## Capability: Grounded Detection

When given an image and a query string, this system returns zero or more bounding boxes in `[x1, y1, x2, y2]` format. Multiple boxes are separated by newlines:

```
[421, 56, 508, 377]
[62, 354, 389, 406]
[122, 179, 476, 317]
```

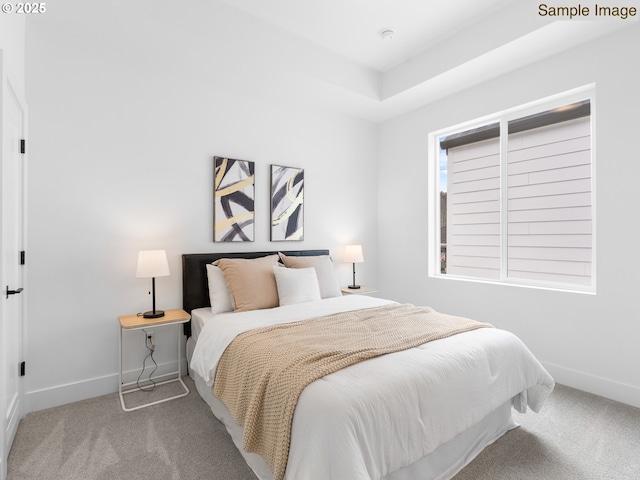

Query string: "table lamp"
[344, 244, 364, 289]
[136, 249, 170, 318]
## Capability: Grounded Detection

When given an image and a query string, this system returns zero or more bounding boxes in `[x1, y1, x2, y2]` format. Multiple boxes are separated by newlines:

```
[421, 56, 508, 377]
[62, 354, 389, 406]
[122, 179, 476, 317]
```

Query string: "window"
[430, 88, 594, 292]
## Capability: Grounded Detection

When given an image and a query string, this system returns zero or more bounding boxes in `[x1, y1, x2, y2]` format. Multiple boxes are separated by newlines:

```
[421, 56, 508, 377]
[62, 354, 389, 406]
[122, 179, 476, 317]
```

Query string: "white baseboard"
[26, 373, 120, 413]
[542, 361, 640, 409]
[25, 359, 190, 413]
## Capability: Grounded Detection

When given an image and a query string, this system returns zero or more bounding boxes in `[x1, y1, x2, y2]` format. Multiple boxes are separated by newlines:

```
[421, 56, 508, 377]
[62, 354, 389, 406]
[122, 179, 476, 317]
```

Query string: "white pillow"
[278, 253, 342, 298]
[206, 264, 234, 314]
[273, 266, 321, 306]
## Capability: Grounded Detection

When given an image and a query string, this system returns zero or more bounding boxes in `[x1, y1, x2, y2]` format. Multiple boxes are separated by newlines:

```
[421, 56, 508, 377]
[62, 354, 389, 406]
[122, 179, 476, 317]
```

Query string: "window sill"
[431, 273, 596, 295]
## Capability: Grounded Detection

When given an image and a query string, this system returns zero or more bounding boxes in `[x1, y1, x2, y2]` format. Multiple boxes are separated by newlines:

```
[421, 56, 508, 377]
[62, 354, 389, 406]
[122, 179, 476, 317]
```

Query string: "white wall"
[24, 0, 379, 411]
[378, 25, 640, 408]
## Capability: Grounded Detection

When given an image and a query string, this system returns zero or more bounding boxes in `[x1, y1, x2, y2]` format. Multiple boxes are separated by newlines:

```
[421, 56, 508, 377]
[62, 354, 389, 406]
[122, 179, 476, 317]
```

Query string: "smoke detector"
[380, 29, 395, 41]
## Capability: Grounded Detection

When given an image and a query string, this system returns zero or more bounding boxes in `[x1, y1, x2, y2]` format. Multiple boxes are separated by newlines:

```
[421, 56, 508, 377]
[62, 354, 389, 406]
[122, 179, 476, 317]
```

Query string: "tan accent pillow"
[215, 255, 280, 312]
[278, 253, 342, 299]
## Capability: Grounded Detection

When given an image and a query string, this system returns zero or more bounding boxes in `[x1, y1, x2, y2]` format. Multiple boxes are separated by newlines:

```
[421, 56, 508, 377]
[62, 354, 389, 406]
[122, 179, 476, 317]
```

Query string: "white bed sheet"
[190, 307, 209, 342]
[190, 296, 555, 480]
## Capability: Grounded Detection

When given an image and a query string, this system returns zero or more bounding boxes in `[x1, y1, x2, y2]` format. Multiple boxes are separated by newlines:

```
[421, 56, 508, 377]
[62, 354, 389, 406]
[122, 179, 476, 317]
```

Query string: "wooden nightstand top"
[118, 308, 190, 329]
[341, 286, 377, 295]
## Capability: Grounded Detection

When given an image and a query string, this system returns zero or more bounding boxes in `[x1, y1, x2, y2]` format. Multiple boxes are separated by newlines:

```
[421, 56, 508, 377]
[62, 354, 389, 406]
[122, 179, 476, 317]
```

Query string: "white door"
[0, 52, 26, 480]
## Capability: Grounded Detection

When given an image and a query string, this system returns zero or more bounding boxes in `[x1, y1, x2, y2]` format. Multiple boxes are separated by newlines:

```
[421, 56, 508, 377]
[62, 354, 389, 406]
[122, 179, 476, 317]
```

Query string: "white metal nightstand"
[341, 286, 378, 295]
[118, 308, 190, 411]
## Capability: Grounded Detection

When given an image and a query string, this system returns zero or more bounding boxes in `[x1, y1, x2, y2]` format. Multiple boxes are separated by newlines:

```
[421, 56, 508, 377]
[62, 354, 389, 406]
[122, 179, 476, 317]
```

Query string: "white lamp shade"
[344, 245, 364, 263]
[136, 250, 170, 278]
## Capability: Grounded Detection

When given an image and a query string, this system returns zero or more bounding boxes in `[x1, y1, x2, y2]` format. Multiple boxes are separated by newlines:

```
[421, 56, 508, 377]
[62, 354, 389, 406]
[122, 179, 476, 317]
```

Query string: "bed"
[183, 250, 554, 480]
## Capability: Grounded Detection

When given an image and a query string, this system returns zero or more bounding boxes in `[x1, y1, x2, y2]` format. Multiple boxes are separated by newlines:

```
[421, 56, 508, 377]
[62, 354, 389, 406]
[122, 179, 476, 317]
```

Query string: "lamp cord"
[136, 328, 157, 391]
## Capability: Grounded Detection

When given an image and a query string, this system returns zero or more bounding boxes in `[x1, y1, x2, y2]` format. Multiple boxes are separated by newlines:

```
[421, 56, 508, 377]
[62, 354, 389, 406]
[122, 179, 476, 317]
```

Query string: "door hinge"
[20, 361, 26, 377]
[20, 250, 25, 265]
[20, 139, 26, 154]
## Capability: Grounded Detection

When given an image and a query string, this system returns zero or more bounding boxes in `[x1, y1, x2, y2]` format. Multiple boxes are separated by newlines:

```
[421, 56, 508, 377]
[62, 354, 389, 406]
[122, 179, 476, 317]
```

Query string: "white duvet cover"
[190, 296, 554, 480]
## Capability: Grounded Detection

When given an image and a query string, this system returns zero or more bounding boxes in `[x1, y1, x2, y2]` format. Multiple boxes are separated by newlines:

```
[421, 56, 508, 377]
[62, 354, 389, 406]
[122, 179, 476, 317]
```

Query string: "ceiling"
[217, 0, 516, 72]
[214, 0, 631, 121]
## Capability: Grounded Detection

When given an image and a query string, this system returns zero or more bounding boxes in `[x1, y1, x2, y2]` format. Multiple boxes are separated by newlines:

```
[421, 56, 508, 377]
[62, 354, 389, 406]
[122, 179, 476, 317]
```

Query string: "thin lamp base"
[347, 285, 361, 289]
[142, 310, 165, 319]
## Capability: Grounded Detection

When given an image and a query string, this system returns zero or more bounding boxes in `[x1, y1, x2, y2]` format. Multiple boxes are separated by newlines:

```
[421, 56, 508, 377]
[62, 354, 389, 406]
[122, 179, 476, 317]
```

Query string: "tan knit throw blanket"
[213, 303, 493, 480]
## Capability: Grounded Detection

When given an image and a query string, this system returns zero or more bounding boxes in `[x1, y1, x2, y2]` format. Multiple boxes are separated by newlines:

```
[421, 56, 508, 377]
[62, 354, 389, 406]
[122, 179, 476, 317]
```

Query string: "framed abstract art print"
[213, 156, 255, 242]
[270, 165, 304, 241]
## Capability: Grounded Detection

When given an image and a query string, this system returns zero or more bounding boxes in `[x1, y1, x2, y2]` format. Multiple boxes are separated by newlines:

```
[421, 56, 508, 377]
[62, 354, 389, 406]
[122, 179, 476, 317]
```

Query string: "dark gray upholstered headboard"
[181, 249, 330, 336]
